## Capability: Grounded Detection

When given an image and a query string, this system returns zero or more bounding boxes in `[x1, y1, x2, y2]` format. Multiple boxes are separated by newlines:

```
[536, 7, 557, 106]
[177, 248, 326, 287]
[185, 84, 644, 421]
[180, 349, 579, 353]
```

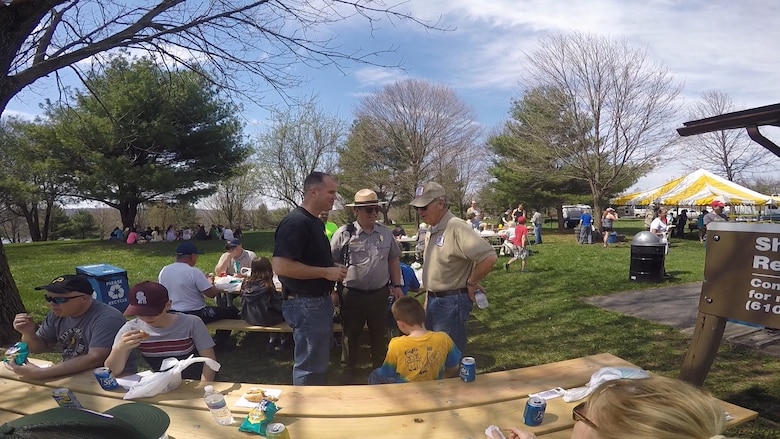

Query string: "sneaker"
[504, 262, 509, 272]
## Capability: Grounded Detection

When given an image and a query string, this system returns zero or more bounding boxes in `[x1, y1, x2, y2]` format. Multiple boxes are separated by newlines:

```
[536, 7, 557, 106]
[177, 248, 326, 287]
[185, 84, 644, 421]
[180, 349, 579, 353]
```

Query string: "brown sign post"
[680, 222, 780, 385]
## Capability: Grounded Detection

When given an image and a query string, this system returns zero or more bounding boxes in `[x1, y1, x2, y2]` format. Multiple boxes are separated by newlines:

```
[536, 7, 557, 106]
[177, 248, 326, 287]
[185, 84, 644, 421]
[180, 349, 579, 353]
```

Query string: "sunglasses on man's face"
[416, 200, 439, 211]
[572, 402, 599, 430]
[45, 295, 87, 305]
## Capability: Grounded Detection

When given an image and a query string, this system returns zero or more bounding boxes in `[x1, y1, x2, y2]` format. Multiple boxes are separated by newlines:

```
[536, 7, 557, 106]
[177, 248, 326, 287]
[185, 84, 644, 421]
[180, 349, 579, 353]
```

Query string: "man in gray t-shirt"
[703, 200, 728, 227]
[8, 274, 132, 379]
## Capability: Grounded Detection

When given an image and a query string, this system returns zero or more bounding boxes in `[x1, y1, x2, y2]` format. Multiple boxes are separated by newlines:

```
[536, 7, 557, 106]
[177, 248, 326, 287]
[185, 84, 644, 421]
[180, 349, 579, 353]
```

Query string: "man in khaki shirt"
[410, 182, 497, 354]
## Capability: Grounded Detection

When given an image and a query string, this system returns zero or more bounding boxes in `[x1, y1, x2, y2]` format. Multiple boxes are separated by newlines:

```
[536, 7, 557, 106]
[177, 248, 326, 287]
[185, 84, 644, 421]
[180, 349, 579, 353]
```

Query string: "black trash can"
[629, 231, 665, 282]
[76, 263, 130, 312]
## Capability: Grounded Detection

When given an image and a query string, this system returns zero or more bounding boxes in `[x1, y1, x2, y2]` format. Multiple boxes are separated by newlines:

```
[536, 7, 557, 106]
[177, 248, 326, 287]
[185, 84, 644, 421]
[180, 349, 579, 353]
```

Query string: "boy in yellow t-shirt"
[368, 296, 461, 384]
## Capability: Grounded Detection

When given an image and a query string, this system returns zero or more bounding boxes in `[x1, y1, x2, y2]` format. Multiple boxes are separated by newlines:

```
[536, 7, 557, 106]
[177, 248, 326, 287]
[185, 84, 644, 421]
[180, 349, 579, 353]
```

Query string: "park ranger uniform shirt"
[331, 221, 401, 291]
[422, 211, 496, 292]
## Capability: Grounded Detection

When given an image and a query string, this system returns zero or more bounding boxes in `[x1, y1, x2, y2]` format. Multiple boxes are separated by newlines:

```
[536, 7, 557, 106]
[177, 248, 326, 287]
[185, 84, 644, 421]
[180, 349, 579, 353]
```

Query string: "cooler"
[76, 264, 130, 312]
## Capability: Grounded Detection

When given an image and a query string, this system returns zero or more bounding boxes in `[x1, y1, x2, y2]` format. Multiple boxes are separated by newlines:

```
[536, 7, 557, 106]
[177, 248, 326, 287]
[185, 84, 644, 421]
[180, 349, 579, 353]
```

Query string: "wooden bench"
[0, 353, 758, 438]
[206, 318, 343, 333]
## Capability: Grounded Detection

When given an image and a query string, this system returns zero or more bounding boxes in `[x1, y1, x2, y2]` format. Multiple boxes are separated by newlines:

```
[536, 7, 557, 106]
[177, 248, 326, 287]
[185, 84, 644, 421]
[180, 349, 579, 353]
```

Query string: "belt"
[427, 288, 469, 298]
[346, 286, 386, 294]
[284, 291, 331, 300]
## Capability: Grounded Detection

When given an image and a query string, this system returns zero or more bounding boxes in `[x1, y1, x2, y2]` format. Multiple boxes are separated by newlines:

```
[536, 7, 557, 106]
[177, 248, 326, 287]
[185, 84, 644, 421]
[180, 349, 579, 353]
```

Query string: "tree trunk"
[19, 203, 41, 241]
[0, 241, 25, 346]
[555, 204, 565, 231]
[592, 189, 604, 229]
[119, 201, 140, 229]
[42, 199, 54, 241]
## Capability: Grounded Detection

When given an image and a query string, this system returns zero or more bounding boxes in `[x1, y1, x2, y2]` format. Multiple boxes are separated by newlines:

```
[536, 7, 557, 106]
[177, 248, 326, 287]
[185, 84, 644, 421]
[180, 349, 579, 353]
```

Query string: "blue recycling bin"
[76, 264, 130, 312]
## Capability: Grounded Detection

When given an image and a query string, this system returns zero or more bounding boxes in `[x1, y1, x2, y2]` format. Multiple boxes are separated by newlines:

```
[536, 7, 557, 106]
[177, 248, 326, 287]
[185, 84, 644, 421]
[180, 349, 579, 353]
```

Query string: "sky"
[4, 0, 780, 194]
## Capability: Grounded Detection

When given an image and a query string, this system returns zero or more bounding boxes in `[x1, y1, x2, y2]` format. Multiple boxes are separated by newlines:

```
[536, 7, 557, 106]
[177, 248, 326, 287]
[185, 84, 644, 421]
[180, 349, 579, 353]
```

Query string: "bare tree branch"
[521, 32, 683, 219]
[1, 1, 444, 110]
[682, 90, 776, 182]
[351, 78, 484, 212]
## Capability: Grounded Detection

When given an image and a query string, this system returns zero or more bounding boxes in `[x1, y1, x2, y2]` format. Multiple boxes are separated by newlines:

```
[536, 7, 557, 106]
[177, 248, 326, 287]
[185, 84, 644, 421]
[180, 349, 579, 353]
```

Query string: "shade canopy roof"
[677, 103, 780, 158]
[612, 169, 778, 206]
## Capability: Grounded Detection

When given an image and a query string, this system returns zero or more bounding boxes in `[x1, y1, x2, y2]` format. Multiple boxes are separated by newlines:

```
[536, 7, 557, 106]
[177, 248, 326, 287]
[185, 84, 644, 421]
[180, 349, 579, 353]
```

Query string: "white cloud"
[396, 0, 780, 110]
[0, 109, 38, 121]
[353, 66, 409, 88]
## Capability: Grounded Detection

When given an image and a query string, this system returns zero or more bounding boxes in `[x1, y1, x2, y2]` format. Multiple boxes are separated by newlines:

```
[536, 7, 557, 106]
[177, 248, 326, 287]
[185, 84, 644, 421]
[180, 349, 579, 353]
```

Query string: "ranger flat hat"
[346, 189, 386, 207]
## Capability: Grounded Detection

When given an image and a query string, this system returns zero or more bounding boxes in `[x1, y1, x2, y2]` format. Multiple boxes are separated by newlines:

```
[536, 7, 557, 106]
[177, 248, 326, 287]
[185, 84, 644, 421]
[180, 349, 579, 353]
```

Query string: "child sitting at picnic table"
[369, 296, 461, 384]
[240, 257, 290, 353]
[386, 261, 421, 338]
[105, 281, 218, 381]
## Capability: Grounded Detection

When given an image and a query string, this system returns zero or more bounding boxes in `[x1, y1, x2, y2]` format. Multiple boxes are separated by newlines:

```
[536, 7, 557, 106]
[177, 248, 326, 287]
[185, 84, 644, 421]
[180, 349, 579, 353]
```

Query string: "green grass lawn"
[5, 220, 780, 438]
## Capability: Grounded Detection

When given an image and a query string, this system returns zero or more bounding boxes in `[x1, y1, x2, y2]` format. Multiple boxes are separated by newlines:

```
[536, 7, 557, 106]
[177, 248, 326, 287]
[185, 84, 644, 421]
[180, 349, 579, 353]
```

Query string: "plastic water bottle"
[474, 289, 489, 309]
[203, 385, 234, 425]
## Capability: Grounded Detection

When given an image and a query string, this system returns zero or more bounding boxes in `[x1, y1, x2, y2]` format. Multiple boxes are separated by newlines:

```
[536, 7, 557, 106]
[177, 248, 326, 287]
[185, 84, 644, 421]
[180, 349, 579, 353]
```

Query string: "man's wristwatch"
[393, 285, 404, 289]
[467, 280, 478, 287]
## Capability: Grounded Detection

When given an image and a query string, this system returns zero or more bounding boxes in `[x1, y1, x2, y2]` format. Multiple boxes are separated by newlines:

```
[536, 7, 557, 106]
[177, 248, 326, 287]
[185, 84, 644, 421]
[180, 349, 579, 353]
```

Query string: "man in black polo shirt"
[272, 171, 347, 385]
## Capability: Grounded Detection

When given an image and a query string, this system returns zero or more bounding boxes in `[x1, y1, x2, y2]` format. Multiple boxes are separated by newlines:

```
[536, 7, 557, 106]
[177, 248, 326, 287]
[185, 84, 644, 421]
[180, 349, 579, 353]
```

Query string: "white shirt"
[504, 226, 516, 242]
[222, 228, 234, 240]
[158, 262, 213, 312]
[649, 217, 669, 241]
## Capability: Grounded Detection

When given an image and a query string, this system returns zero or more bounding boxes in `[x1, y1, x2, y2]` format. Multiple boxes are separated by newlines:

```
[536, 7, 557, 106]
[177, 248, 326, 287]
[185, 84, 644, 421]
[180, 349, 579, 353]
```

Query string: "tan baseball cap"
[410, 182, 446, 207]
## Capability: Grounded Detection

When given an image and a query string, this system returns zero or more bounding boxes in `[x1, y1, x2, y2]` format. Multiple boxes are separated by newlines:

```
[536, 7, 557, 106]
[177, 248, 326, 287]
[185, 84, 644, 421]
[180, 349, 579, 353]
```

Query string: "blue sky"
[5, 0, 780, 192]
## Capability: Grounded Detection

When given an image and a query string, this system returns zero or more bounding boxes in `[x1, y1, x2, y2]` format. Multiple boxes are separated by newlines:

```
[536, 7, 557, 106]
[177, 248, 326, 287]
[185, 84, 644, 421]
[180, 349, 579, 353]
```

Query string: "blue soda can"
[94, 366, 119, 390]
[523, 396, 547, 426]
[460, 356, 476, 382]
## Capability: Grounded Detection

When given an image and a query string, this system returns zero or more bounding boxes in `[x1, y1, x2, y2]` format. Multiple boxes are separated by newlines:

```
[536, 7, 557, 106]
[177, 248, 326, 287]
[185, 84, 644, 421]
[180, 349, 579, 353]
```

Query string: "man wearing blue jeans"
[273, 172, 347, 385]
[410, 182, 497, 354]
[531, 208, 543, 244]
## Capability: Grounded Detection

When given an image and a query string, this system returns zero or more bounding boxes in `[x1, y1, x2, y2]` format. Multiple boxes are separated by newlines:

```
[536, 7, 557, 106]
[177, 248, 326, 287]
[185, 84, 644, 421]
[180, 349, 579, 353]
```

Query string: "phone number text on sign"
[748, 237, 780, 315]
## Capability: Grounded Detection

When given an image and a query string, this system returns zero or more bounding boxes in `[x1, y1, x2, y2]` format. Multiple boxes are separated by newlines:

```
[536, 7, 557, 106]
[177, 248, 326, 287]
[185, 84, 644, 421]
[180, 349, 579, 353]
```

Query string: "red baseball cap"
[710, 200, 725, 208]
[124, 281, 169, 316]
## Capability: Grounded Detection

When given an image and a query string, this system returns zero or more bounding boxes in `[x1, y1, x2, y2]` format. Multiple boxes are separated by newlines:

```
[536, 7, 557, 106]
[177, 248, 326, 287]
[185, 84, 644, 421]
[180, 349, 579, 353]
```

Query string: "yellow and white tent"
[612, 169, 777, 206]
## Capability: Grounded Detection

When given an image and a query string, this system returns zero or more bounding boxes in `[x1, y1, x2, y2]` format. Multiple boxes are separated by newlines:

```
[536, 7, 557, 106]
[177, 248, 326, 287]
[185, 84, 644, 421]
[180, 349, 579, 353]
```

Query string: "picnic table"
[0, 353, 757, 438]
[479, 230, 505, 251]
